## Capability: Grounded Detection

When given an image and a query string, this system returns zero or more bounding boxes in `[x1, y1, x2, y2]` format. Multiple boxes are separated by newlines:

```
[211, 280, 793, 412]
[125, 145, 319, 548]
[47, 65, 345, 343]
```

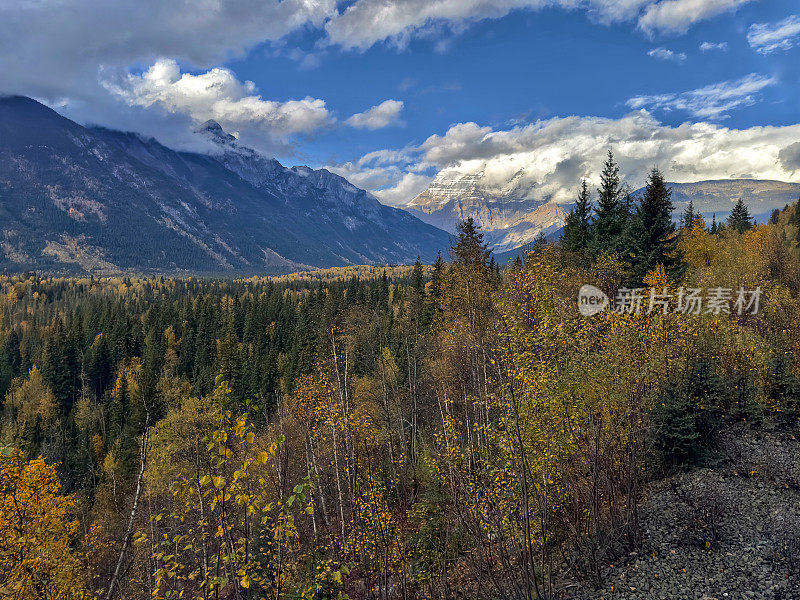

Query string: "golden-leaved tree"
[0, 448, 98, 599]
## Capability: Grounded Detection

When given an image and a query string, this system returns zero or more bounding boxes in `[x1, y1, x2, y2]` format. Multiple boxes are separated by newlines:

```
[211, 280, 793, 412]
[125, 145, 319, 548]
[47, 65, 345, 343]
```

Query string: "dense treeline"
[2, 154, 800, 599]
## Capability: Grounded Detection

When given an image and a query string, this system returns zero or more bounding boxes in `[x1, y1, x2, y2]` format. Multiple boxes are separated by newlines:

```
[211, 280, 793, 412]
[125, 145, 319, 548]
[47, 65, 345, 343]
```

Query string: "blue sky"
[226, 0, 799, 166]
[2, 0, 800, 205]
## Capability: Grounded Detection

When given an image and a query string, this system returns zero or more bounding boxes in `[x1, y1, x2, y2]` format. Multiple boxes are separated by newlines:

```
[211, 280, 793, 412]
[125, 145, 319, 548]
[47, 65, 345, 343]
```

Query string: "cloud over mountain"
[331, 110, 800, 207]
[105, 59, 333, 139]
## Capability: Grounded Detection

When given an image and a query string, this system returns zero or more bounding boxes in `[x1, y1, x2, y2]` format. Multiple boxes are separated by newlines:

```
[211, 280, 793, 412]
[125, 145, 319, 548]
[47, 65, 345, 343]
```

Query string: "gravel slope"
[564, 421, 800, 600]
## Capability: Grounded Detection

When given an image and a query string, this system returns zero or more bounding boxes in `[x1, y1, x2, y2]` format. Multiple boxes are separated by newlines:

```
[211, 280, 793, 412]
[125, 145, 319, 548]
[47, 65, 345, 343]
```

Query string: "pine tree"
[766, 353, 800, 412]
[532, 231, 547, 253]
[633, 166, 681, 280]
[590, 150, 626, 255]
[790, 198, 800, 227]
[682, 200, 696, 229]
[450, 217, 490, 267]
[710, 213, 718, 234]
[411, 256, 425, 295]
[727, 198, 754, 233]
[424, 251, 446, 326]
[790, 198, 800, 244]
[561, 179, 592, 252]
[652, 383, 699, 471]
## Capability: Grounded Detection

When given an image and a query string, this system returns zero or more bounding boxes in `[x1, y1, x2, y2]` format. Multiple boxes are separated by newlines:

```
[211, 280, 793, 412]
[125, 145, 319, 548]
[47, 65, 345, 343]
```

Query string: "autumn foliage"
[0, 188, 799, 598]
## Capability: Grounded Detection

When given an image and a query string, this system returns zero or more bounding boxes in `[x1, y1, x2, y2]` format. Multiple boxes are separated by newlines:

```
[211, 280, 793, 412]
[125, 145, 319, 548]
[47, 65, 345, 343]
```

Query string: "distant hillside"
[0, 96, 450, 275]
[406, 170, 567, 252]
[406, 172, 800, 255]
[659, 179, 800, 222]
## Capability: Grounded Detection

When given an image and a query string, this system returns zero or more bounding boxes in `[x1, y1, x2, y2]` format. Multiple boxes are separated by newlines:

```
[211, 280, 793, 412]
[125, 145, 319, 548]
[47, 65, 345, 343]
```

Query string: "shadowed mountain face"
[0, 96, 450, 275]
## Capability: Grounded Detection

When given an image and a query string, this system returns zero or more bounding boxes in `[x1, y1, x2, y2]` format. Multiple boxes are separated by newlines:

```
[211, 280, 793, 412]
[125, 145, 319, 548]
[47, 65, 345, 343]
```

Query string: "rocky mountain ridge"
[0, 96, 450, 275]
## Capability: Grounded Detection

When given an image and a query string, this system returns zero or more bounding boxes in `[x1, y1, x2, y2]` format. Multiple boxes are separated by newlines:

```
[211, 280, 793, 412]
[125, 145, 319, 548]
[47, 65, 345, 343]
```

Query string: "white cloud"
[0, 0, 337, 100]
[334, 111, 800, 208]
[346, 100, 405, 129]
[748, 15, 800, 54]
[325, 0, 545, 51]
[286, 48, 323, 70]
[626, 73, 777, 119]
[699, 41, 729, 51]
[373, 173, 434, 205]
[104, 59, 332, 138]
[638, 0, 752, 35]
[324, 0, 737, 51]
[648, 47, 687, 62]
[0, 0, 340, 153]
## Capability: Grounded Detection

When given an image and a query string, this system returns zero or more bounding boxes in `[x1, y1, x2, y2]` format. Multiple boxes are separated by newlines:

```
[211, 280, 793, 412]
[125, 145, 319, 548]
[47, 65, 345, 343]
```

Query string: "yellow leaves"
[212, 475, 224, 489]
[642, 264, 668, 290]
[0, 450, 93, 599]
[246, 431, 255, 444]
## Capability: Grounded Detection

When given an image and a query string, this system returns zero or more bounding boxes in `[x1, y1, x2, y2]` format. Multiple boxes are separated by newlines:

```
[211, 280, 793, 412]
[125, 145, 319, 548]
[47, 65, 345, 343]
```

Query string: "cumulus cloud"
[626, 73, 777, 119]
[748, 14, 800, 54]
[700, 41, 729, 51]
[648, 47, 687, 62]
[104, 59, 332, 142]
[346, 100, 405, 129]
[0, 0, 340, 153]
[638, 0, 752, 35]
[332, 111, 800, 207]
[0, 0, 337, 101]
[323, 0, 737, 51]
[0, 0, 768, 153]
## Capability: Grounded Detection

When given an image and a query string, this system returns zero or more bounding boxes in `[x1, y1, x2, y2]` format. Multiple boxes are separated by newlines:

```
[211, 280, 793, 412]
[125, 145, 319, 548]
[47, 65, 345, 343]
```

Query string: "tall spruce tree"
[424, 251, 446, 326]
[411, 256, 425, 295]
[633, 166, 680, 280]
[561, 179, 592, 252]
[450, 217, 490, 267]
[591, 150, 626, 255]
[727, 198, 754, 233]
[682, 200, 696, 229]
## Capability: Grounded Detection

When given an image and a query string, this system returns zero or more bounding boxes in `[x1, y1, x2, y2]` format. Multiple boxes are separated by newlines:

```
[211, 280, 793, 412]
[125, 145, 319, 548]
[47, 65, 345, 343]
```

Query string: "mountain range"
[407, 169, 800, 250]
[2, 96, 800, 276]
[0, 96, 450, 275]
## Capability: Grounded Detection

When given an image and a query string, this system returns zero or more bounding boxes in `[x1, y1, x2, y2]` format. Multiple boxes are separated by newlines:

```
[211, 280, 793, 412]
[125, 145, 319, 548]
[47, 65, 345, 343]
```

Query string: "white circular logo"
[578, 284, 609, 317]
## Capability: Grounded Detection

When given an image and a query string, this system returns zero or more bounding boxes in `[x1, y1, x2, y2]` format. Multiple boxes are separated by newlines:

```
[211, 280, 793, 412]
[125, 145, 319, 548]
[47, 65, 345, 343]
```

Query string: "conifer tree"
[561, 180, 592, 252]
[682, 200, 696, 229]
[727, 198, 754, 233]
[411, 256, 425, 295]
[425, 251, 446, 325]
[633, 166, 681, 280]
[591, 150, 626, 255]
[450, 217, 490, 267]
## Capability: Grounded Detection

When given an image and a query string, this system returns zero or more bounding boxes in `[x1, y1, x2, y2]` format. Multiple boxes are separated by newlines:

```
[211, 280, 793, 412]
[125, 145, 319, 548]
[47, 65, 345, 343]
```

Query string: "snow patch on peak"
[197, 120, 237, 145]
